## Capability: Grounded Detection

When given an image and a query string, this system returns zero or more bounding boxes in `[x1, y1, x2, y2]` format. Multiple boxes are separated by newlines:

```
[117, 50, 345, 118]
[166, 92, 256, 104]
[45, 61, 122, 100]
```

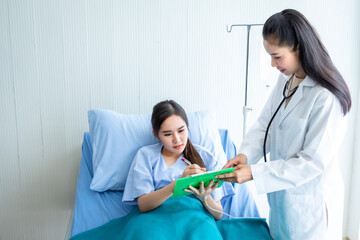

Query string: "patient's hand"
[180, 164, 206, 178]
[184, 180, 219, 201]
[184, 180, 223, 220]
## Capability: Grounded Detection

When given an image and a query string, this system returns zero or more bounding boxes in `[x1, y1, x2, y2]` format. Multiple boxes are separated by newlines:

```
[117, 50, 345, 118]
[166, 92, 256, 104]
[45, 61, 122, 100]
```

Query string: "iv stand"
[227, 24, 263, 138]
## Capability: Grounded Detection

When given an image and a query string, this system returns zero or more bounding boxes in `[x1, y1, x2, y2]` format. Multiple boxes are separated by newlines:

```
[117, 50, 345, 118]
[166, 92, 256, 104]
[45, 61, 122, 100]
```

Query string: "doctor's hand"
[180, 164, 206, 178]
[221, 153, 247, 169]
[216, 164, 253, 184]
[184, 180, 219, 201]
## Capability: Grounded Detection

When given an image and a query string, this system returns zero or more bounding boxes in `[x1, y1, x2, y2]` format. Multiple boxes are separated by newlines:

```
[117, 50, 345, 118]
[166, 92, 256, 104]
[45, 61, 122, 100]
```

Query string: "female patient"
[123, 100, 234, 220]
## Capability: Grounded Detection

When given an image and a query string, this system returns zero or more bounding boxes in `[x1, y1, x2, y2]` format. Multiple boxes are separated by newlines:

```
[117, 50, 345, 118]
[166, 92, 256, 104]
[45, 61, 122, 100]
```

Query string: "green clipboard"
[172, 168, 234, 198]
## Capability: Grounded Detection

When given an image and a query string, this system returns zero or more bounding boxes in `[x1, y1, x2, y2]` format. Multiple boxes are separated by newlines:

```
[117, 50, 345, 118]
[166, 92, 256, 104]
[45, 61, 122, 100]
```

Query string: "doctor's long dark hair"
[263, 9, 351, 115]
[151, 100, 205, 168]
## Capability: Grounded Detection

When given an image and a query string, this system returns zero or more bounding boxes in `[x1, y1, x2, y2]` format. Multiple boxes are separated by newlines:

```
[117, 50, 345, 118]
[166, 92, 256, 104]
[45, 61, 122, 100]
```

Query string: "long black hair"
[263, 9, 351, 115]
[151, 100, 205, 168]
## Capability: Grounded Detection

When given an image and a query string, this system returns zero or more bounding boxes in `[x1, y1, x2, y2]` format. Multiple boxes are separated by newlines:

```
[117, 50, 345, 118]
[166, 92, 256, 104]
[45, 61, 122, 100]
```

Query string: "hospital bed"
[66, 109, 272, 239]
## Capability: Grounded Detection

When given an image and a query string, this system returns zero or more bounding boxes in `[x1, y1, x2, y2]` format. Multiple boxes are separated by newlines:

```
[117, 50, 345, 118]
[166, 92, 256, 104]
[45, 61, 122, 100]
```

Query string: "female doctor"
[216, 9, 352, 239]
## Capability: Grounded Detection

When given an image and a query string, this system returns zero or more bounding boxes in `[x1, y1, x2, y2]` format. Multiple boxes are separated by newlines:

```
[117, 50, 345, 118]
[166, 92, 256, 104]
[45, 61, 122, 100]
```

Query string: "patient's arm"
[138, 164, 205, 213]
[201, 197, 223, 220]
[137, 181, 176, 213]
[138, 181, 223, 220]
[186, 180, 223, 220]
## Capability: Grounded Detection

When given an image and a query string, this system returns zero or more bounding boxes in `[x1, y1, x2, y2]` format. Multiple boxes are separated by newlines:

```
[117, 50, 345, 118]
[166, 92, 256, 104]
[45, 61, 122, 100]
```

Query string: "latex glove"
[184, 179, 219, 201]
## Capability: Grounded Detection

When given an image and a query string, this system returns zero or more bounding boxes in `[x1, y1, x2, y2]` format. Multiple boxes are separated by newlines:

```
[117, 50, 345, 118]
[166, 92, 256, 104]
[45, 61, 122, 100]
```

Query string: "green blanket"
[70, 196, 272, 240]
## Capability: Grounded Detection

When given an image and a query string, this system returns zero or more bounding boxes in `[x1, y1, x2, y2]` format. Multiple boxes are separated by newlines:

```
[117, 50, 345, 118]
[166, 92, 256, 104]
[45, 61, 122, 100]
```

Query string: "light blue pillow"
[88, 109, 227, 192]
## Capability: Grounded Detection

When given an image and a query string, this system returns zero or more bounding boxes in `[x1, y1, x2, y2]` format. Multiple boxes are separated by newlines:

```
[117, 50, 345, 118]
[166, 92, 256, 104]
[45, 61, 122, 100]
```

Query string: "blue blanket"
[70, 196, 271, 240]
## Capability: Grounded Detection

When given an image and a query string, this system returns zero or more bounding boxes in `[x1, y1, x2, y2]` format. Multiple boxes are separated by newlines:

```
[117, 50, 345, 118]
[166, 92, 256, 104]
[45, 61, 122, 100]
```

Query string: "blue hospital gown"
[123, 143, 235, 204]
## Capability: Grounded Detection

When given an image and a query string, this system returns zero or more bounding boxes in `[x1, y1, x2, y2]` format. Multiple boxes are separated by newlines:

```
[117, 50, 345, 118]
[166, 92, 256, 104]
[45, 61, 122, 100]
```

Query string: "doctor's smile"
[278, 68, 285, 73]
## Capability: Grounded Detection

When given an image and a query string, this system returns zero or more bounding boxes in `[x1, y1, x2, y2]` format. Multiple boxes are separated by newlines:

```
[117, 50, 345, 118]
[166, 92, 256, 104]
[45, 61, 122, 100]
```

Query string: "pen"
[181, 158, 191, 165]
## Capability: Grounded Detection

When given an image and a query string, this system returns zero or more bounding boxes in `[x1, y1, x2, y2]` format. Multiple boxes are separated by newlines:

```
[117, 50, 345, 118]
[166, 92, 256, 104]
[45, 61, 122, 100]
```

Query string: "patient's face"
[158, 115, 188, 158]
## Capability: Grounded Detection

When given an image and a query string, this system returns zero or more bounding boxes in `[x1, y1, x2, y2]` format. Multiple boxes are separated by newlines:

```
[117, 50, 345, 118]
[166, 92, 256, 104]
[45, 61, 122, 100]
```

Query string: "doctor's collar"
[300, 75, 316, 87]
[285, 74, 315, 87]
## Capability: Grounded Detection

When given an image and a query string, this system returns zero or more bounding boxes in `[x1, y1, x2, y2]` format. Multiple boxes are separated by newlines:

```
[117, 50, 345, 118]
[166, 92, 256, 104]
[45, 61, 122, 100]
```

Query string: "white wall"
[0, 1, 359, 239]
[347, 91, 360, 240]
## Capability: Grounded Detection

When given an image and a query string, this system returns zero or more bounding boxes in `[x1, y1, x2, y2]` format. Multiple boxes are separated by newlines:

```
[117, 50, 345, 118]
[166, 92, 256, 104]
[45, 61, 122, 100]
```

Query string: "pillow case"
[88, 109, 227, 192]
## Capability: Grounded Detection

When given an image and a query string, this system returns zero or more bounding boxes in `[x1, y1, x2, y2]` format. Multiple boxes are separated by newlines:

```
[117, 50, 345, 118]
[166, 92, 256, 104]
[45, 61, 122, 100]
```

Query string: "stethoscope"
[263, 74, 299, 162]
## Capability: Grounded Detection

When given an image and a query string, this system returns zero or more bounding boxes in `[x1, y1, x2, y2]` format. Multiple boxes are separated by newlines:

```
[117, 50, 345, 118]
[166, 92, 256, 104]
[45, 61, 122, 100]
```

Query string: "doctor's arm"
[217, 104, 275, 183]
[217, 107, 274, 184]
[217, 78, 286, 183]
[217, 163, 253, 184]
[217, 154, 253, 183]
[227, 76, 286, 167]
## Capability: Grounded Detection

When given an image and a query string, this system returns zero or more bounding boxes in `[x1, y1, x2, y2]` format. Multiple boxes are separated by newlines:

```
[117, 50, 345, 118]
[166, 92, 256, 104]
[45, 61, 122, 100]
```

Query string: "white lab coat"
[239, 74, 347, 239]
